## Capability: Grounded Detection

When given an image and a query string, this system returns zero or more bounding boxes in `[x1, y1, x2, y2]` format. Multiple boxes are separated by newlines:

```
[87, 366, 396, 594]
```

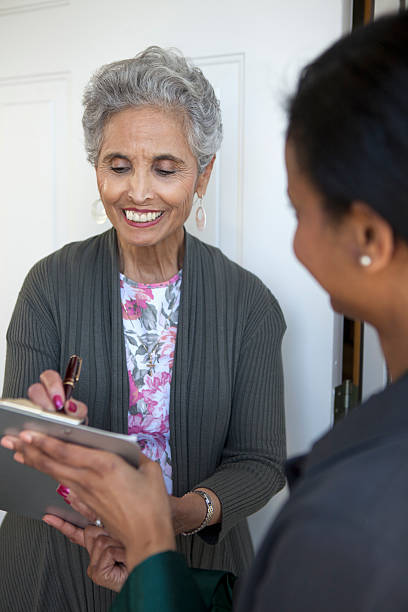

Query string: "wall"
[0, 0, 346, 542]
[375, 0, 402, 15]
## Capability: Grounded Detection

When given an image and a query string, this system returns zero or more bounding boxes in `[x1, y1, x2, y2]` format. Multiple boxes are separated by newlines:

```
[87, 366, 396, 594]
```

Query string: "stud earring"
[91, 198, 107, 225]
[359, 254, 372, 267]
[195, 195, 206, 231]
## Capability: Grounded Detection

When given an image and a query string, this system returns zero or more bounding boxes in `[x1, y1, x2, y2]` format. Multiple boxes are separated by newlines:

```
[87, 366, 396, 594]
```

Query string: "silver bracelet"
[181, 490, 214, 536]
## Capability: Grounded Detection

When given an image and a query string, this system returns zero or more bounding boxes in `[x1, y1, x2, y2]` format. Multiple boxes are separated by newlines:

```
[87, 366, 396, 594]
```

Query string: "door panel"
[0, 73, 69, 384]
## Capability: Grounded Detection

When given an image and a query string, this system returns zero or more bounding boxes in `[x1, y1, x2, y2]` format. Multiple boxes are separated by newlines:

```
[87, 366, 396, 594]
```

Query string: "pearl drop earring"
[91, 198, 107, 224]
[359, 254, 372, 267]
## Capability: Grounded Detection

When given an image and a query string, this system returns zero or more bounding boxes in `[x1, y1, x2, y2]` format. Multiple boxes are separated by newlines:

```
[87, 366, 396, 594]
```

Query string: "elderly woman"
[0, 47, 286, 611]
[3, 11, 408, 612]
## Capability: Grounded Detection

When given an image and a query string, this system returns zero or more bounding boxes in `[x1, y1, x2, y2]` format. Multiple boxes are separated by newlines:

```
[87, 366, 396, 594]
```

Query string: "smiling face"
[96, 106, 213, 250]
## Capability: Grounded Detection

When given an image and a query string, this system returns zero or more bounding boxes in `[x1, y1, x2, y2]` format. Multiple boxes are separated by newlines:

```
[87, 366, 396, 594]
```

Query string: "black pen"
[62, 355, 82, 405]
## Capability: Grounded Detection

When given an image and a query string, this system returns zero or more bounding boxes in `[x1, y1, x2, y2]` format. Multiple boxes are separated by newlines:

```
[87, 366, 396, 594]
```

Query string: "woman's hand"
[28, 369, 88, 420]
[85, 527, 128, 592]
[1, 370, 88, 456]
[168, 490, 222, 535]
[3, 431, 175, 573]
[42, 514, 87, 547]
[43, 516, 128, 592]
[54, 488, 98, 524]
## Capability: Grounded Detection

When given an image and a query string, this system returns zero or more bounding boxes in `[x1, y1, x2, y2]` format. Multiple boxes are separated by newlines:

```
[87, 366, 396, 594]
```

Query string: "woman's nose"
[127, 170, 154, 204]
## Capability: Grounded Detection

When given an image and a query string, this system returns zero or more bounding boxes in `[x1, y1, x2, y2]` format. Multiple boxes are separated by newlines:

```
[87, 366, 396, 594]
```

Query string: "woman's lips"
[122, 208, 164, 228]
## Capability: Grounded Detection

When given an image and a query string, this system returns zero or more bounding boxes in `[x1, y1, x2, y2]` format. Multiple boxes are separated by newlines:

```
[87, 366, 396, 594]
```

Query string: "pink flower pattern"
[120, 271, 182, 494]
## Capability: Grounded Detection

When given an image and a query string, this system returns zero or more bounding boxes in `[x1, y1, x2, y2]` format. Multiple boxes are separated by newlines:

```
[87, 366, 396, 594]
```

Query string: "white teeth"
[125, 210, 162, 223]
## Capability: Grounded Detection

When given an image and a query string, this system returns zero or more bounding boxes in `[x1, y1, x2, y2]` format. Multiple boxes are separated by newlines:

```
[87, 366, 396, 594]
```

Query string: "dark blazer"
[237, 371, 408, 611]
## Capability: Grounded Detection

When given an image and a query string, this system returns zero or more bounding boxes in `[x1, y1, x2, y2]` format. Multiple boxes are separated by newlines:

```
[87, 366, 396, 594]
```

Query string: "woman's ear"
[196, 155, 216, 197]
[350, 201, 395, 272]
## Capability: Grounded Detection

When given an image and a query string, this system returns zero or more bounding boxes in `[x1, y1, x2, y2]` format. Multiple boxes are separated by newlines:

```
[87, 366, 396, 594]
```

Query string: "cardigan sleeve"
[195, 295, 287, 544]
[110, 551, 234, 612]
[2, 263, 60, 398]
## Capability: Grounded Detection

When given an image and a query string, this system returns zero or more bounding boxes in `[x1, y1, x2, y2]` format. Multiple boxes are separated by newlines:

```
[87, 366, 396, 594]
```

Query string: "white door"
[0, 0, 345, 541]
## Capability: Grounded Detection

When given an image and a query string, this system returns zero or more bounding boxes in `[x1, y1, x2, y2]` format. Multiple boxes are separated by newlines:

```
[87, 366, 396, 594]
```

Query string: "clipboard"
[0, 399, 141, 527]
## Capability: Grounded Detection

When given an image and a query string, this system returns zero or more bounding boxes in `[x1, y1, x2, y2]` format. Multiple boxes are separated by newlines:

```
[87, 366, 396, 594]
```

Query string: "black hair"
[287, 11, 408, 240]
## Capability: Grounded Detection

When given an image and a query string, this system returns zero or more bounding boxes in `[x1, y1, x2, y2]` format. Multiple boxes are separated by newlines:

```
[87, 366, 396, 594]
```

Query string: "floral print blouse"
[120, 271, 182, 495]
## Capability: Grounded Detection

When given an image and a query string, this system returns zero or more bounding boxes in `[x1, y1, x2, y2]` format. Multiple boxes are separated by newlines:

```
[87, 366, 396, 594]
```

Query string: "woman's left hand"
[42, 516, 128, 591]
[42, 513, 86, 547]
[85, 526, 128, 592]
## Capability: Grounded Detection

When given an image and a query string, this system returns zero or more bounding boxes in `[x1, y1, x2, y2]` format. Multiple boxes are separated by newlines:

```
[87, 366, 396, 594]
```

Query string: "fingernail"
[1, 438, 14, 450]
[56, 484, 70, 499]
[14, 453, 24, 464]
[53, 395, 64, 411]
[68, 401, 77, 413]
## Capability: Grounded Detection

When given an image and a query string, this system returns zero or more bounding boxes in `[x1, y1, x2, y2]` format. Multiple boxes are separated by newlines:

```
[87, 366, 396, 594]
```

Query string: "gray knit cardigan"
[0, 229, 286, 612]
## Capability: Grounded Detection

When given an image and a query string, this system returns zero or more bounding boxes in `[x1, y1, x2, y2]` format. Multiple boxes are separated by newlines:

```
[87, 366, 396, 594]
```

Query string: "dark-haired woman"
[4, 10, 408, 612]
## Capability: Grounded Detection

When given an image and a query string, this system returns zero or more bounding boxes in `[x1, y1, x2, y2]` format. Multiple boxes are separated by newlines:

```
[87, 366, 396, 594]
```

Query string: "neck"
[378, 327, 408, 383]
[356, 248, 408, 384]
[372, 295, 408, 383]
[118, 228, 185, 284]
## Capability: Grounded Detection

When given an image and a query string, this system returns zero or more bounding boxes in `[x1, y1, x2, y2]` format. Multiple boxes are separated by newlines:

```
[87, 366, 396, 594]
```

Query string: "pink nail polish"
[56, 485, 71, 504]
[68, 401, 77, 413]
[56, 484, 70, 498]
[53, 395, 64, 411]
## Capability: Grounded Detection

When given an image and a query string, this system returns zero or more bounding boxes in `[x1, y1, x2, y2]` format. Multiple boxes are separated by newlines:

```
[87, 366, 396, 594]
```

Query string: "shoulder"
[20, 229, 116, 300]
[281, 417, 408, 552]
[294, 442, 408, 518]
[186, 233, 286, 330]
[187, 232, 260, 286]
[26, 229, 114, 279]
[40, 229, 114, 270]
[252, 509, 408, 612]
[249, 386, 408, 610]
[252, 435, 408, 611]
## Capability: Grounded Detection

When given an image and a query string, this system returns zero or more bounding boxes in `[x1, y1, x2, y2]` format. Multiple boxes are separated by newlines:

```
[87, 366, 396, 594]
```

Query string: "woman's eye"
[155, 168, 176, 176]
[111, 166, 130, 174]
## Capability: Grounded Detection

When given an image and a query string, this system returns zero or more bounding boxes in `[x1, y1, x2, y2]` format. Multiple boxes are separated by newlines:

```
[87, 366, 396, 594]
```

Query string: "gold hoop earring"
[91, 198, 107, 225]
[195, 196, 206, 231]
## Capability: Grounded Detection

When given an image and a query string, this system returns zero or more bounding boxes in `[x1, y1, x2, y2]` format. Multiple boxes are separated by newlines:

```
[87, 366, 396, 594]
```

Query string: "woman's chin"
[116, 222, 165, 249]
[329, 295, 359, 321]
[329, 295, 347, 316]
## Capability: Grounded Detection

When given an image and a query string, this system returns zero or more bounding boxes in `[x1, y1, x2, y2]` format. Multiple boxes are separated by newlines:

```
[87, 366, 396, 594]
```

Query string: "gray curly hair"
[82, 46, 223, 173]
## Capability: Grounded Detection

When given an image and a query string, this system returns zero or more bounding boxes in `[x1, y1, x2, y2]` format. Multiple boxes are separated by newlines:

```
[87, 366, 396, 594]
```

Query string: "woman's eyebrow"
[154, 154, 185, 164]
[100, 152, 185, 165]
[101, 152, 130, 163]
